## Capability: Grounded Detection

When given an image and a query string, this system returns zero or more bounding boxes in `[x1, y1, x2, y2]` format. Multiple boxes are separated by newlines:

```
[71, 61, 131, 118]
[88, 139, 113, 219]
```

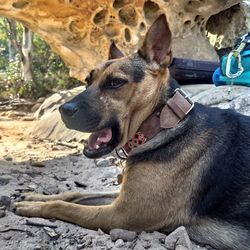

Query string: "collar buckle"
[160, 88, 194, 129]
[174, 88, 194, 115]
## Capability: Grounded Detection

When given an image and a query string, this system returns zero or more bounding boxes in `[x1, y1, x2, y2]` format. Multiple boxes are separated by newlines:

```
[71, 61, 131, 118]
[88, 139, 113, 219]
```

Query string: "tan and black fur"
[15, 15, 250, 249]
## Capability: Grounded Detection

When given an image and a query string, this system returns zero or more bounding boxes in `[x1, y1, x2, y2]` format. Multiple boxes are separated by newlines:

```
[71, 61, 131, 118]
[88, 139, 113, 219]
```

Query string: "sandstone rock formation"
[206, 3, 249, 50]
[0, 0, 245, 81]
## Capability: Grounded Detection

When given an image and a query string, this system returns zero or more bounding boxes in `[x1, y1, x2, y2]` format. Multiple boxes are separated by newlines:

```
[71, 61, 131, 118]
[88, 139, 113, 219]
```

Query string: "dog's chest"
[120, 160, 203, 228]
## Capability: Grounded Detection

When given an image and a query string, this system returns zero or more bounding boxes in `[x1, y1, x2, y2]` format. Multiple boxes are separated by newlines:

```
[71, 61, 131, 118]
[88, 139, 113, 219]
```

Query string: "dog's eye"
[105, 78, 128, 89]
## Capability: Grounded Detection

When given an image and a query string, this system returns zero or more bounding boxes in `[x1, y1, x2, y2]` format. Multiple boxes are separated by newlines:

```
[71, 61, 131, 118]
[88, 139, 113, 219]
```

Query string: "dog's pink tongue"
[88, 128, 112, 150]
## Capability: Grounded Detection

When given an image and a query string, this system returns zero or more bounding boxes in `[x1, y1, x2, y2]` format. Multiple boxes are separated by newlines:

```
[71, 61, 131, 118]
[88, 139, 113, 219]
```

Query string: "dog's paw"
[14, 201, 45, 217]
[20, 192, 46, 201]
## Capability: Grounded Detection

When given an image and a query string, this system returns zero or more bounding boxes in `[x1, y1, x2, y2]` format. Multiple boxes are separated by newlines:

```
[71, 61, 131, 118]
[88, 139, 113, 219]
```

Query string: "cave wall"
[0, 0, 242, 80]
[207, 3, 248, 50]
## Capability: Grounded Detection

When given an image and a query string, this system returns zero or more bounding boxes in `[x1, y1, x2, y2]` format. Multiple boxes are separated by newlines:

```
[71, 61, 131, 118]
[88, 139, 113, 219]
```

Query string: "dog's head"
[60, 14, 172, 158]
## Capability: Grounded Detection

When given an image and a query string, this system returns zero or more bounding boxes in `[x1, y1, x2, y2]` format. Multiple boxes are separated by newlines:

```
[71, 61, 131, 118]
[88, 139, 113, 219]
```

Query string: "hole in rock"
[113, 0, 134, 9]
[124, 28, 131, 42]
[119, 5, 138, 26]
[139, 22, 146, 32]
[184, 20, 191, 26]
[12, 1, 29, 9]
[93, 9, 108, 26]
[143, 0, 160, 22]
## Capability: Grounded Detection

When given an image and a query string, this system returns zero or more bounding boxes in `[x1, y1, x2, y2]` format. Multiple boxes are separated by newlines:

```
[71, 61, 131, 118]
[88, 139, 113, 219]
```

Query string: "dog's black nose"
[60, 102, 78, 117]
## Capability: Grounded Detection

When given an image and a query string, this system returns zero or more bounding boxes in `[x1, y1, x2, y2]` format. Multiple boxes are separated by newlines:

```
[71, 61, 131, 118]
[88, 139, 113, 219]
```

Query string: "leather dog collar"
[116, 88, 194, 159]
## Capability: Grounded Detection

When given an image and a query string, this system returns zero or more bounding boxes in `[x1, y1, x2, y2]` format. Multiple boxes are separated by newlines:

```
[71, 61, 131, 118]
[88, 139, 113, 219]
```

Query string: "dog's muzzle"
[59, 89, 102, 133]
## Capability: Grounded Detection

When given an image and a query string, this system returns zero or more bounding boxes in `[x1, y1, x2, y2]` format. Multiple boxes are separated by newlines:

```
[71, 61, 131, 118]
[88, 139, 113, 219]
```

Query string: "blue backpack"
[213, 33, 250, 87]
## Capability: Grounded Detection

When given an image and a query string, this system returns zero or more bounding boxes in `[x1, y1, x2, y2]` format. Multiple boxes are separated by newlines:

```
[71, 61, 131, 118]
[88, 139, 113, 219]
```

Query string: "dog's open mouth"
[83, 125, 120, 158]
[88, 128, 112, 150]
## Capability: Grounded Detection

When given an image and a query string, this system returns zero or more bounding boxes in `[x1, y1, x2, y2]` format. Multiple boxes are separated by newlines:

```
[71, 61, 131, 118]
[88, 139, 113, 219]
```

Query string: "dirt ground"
[0, 114, 212, 250]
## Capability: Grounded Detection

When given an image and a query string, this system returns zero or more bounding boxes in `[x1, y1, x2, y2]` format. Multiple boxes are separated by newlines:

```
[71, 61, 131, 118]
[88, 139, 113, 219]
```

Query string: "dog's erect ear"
[109, 41, 124, 59]
[139, 14, 172, 67]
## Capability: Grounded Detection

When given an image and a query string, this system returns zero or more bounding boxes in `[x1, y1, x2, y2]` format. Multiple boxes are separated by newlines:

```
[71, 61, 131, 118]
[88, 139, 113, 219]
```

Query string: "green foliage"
[30, 34, 81, 98]
[0, 59, 21, 99]
[6, 59, 21, 85]
[0, 18, 9, 70]
[0, 18, 82, 100]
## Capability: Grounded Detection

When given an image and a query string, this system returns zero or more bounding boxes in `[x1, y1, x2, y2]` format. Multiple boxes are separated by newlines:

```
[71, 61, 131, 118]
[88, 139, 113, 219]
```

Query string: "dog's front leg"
[21, 191, 119, 205]
[15, 201, 124, 231]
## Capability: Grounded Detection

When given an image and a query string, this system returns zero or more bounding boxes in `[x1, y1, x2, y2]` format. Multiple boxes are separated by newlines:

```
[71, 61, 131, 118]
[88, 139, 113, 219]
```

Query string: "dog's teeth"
[96, 145, 100, 149]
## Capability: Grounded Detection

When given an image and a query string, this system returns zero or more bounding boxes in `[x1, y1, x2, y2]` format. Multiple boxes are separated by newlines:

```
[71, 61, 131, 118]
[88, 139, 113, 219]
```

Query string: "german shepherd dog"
[15, 15, 250, 249]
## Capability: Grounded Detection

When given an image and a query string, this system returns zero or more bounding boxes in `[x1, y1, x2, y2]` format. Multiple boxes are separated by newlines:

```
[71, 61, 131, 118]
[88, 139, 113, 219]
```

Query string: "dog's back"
[186, 104, 250, 249]
[193, 105, 250, 223]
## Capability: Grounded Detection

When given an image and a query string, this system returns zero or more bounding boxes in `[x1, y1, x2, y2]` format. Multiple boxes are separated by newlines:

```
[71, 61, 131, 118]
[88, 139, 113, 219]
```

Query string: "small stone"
[96, 239, 106, 247]
[69, 238, 76, 245]
[84, 238, 93, 247]
[165, 226, 192, 250]
[0, 176, 12, 186]
[0, 196, 11, 209]
[106, 241, 115, 249]
[74, 181, 87, 188]
[30, 161, 45, 167]
[44, 226, 59, 239]
[192, 245, 208, 250]
[0, 210, 6, 218]
[77, 243, 85, 249]
[33, 246, 42, 250]
[53, 175, 67, 181]
[141, 240, 151, 249]
[176, 246, 189, 250]
[28, 184, 37, 190]
[43, 185, 60, 195]
[101, 178, 107, 182]
[37, 97, 46, 103]
[4, 235, 11, 240]
[3, 155, 13, 161]
[139, 231, 166, 243]
[31, 102, 42, 112]
[110, 228, 137, 242]
[133, 242, 146, 250]
[95, 158, 110, 167]
[115, 239, 124, 247]
[98, 228, 105, 235]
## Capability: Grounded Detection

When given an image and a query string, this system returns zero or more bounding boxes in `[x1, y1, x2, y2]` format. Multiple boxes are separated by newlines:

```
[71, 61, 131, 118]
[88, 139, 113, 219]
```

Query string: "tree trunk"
[21, 26, 33, 82]
[6, 19, 20, 61]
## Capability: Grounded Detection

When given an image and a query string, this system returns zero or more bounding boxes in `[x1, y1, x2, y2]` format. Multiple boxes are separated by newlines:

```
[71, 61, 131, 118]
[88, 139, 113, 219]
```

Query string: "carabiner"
[225, 51, 244, 79]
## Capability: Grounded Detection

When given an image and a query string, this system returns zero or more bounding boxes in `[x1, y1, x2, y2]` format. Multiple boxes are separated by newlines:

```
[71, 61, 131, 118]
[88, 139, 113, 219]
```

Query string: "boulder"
[29, 86, 89, 142]
[34, 86, 85, 119]
[183, 85, 250, 115]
